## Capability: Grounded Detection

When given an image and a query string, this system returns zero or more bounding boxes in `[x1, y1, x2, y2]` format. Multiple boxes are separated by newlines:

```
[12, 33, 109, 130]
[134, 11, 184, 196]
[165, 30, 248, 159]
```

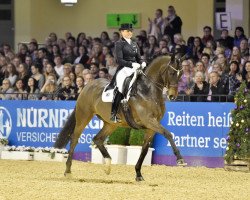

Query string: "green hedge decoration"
[129, 129, 144, 146]
[107, 127, 130, 145]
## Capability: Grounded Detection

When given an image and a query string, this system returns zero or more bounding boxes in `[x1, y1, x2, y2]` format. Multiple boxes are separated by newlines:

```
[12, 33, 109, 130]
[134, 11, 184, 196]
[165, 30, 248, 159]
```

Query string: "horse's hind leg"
[92, 123, 117, 175]
[145, 118, 187, 166]
[135, 129, 154, 181]
[65, 108, 93, 176]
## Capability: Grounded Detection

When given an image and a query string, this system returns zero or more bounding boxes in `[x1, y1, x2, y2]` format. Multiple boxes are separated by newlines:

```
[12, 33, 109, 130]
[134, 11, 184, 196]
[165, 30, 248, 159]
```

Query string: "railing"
[175, 94, 232, 102]
[0, 92, 233, 102]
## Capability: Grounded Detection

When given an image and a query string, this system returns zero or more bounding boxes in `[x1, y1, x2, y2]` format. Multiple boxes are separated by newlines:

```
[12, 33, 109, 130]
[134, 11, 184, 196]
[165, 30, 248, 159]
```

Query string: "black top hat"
[119, 23, 133, 31]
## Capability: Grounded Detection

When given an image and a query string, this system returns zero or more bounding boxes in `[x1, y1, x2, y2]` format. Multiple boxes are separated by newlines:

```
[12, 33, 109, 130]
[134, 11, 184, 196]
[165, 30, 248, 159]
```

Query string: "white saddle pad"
[101, 86, 115, 102]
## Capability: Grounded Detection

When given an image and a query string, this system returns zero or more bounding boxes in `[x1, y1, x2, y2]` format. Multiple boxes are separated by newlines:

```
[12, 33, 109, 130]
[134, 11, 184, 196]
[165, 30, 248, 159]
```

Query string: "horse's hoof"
[64, 172, 72, 178]
[136, 176, 145, 182]
[177, 159, 187, 166]
[104, 158, 111, 175]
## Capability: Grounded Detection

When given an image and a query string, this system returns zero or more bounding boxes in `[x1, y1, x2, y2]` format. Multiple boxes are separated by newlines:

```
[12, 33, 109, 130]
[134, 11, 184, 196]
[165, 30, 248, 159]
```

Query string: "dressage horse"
[54, 54, 187, 181]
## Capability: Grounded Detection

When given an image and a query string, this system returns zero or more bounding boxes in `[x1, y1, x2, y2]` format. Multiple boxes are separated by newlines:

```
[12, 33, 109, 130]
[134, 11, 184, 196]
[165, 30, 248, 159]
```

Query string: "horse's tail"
[54, 109, 76, 148]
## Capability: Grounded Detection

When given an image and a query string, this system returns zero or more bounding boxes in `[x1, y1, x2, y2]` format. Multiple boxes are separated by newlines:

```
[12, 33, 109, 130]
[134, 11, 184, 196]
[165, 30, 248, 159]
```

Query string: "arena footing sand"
[0, 160, 250, 200]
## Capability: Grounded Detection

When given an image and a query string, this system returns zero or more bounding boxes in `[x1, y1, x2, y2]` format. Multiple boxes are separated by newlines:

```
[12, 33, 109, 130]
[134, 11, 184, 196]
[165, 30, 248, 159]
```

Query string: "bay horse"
[54, 54, 187, 181]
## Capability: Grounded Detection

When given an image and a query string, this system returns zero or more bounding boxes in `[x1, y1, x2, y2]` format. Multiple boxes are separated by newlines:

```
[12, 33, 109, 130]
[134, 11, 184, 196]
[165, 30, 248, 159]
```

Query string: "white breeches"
[116, 67, 136, 93]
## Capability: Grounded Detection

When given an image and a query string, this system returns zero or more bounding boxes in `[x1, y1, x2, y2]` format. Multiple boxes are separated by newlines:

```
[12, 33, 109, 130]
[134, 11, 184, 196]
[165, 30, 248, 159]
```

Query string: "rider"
[110, 23, 145, 123]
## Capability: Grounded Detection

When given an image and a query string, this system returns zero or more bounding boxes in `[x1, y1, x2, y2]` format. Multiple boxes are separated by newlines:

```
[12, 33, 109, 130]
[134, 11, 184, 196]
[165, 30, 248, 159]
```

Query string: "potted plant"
[126, 129, 154, 166]
[0, 138, 8, 159]
[90, 127, 130, 164]
[1, 145, 34, 160]
[34, 147, 68, 162]
[91, 127, 130, 165]
[105, 127, 130, 165]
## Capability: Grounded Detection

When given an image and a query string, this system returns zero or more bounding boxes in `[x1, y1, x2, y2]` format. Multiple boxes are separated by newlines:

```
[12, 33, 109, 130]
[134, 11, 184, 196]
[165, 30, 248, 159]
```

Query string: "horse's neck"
[145, 58, 167, 90]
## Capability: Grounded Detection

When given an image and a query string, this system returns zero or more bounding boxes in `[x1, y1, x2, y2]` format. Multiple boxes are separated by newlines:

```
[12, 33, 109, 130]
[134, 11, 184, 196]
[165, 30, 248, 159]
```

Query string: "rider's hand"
[132, 62, 140, 70]
[141, 62, 147, 69]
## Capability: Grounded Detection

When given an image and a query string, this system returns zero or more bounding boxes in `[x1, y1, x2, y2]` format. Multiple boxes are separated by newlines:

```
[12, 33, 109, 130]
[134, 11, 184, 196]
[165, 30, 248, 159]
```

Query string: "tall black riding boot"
[110, 91, 123, 123]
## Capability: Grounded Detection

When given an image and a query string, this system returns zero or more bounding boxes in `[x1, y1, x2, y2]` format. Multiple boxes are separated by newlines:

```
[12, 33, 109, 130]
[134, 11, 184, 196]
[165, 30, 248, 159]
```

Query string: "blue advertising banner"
[0, 100, 102, 161]
[153, 102, 234, 167]
[0, 100, 234, 167]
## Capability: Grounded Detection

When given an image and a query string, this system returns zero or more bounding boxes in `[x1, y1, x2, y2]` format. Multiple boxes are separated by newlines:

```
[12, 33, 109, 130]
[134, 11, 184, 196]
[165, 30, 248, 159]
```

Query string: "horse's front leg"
[135, 129, 154, 181]
[145, 118, 187, 166]
[93, 123, 117, 175]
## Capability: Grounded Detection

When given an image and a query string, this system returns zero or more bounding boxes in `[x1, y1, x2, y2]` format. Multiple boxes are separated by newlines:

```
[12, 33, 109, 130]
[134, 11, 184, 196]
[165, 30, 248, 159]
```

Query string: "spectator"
[188, 37, 203, 62]
[31, 63, 45, 89]
[11, 56, 21, 69]
[12, 79, 27, 100]
[5, 63, 18, 86]
[90, 62, 99, 79]
[57, 75, 76, 100]
[36, 48, 49, 65]
[17, 63, 29, 89]
[75, 76, 84, 98]
[49, 32, 58, 45]
[54, 55, 64, 78]
[63, 46, 76, 64]
[83, 73, 94, 86]
[223, 61, 242, 101]
[220, 29, 234, 49]
[177, 60, 194, 101]
[40, 74, 58, 100]
[74, 63, 84, 77]
[234, 26, 247, 48]
[74, 45, 89, 65]
[0, 78, 14, 100]
[76, 32, 86, 47]
[24, 55, 33, 72]
[163, 5, 182, 42]
[191, 71, 209, 102]
[106, 56, 118, 78]
[211, 63, 223, 76]
[230, 46, 241, 64]
[52, 44, 61, 59]
[44, 63, 57, 81]
[69, 71, 76, 87]
[201, 53, 212, 74]
[215, 53, 228, 73]
[201, 26, 214, 46]
[87, 43, 103, 66]
[242, 61, 250, 89]
[2, 43, 11, 56]
[207, 71, 228, 102]
[17, 44, 29, 63]
[26, 77, 40, 100]
[147, 8, 164, 40]
[98, 68, 109, 79]
[144, 35, 159, 62]
[28, 41, 38, 60]
[100, 31, 112, 47]
[239, 38, 249, 58]
[195, 61, 207, 80]
[58, 38, 67, 55]
[172, 33, 187, 54]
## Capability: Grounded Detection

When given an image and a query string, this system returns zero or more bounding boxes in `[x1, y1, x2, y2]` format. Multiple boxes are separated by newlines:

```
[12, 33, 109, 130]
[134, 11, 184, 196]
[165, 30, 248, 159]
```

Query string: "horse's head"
[162, 53, 186, 100]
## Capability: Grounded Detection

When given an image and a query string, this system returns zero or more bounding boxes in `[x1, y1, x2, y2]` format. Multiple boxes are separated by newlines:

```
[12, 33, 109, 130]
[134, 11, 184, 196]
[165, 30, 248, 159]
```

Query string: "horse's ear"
[170, 53, 175, 63]
[181, 53, 188, 61]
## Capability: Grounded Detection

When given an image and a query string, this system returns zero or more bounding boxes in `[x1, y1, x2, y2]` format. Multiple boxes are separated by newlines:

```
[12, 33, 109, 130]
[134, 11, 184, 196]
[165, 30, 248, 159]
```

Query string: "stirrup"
[110, 114, 121, 123]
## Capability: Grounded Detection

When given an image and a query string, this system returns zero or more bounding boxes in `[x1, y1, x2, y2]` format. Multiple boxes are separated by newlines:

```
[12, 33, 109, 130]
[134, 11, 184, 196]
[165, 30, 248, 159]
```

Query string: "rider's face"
[120, 30, 133, 39]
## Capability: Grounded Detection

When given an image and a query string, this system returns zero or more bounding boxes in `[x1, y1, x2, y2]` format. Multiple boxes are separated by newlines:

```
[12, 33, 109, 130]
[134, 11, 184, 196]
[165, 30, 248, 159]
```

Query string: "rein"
[141, 60, 181, 91]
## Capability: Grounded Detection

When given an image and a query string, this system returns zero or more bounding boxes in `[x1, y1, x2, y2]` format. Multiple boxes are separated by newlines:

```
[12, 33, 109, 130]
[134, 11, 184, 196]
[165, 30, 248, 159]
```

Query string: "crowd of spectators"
[0, 5, 250, 102]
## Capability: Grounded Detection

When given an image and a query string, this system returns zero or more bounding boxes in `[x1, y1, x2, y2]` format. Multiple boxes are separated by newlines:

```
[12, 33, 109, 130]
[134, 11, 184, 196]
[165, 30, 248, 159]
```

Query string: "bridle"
[141, 59, 183, 91]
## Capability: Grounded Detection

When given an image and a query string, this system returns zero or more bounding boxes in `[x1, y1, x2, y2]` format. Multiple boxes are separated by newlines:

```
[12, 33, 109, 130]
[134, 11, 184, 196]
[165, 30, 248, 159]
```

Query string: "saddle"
[102, 74, 137, 103]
